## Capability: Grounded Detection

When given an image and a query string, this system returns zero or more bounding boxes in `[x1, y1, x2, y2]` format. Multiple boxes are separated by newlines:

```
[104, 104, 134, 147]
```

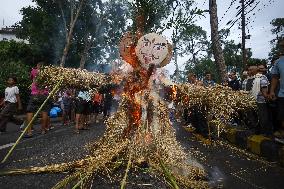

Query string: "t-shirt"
[30, 68, 38, 80]
[4, 86, 19, 103]
[30, 68, 48, 95]
[78, 91, 91, 102]
[203, 80, 215, 87]
[93, 93, 102, 103]
[271, 56, 284, 97]
[228, 79, 241, 91]
[256, 75, 269, 103]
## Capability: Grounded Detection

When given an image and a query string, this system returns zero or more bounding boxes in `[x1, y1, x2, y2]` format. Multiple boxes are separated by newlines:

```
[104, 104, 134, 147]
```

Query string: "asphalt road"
[0, 117, 284, 189]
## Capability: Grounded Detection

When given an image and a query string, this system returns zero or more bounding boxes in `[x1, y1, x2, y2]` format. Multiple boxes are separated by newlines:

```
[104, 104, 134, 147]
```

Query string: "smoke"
[208, 166, 225, 188]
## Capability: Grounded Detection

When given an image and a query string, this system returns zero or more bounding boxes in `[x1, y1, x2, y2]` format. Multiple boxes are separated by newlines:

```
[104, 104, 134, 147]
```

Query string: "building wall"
[0, 33, 18, 41]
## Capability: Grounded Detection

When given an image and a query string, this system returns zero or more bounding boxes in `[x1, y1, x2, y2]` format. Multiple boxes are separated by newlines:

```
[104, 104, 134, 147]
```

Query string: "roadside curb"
[182, 125, 284, 165]
[224, 128, 284, 164]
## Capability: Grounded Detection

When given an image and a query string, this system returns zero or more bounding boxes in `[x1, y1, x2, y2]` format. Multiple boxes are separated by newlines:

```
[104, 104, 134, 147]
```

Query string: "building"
[0, 26, 27, 43]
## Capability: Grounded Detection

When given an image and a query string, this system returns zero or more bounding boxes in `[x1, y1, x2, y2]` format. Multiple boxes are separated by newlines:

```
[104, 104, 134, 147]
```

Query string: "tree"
[82, 0, 129, 70]
[0, 41, 37, 106]
[209, 0, 227, 81]
[16, 0, 129, 69]
[58, 0, 86, 67]
[164, 1, 204, 82]
[181, 25, 209, 66]
[185, 57, 219, 81]
[269, 18, 284, 59]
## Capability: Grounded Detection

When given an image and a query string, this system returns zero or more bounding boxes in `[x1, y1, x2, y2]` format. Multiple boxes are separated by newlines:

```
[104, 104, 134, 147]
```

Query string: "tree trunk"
[209, 0, 227, 81]
[60, 0, 85, 67]
[79, 35, 94, 69]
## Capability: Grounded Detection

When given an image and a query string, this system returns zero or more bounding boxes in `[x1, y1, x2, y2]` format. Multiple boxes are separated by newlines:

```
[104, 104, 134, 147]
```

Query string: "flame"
[172, 85, 177, 100]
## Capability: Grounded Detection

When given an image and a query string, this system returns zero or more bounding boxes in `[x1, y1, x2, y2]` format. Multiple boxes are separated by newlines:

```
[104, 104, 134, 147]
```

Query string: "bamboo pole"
[71, 174, 88, 189]
[1, 79, 63, 163]
[120, 152, 132, 189]
[158, 157, 179, 189]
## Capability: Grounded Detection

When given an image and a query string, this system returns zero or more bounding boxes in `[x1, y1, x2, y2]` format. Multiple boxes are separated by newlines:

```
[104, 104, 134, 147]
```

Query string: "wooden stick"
[1, 79, 62, 163]
[158, 157, 179, 189]
[71, 174, 88, 189]
[120, 152, 132, 189]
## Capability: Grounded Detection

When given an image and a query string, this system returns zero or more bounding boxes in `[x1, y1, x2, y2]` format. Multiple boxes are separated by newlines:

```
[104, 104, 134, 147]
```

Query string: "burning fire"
[171, 85, 177, 100]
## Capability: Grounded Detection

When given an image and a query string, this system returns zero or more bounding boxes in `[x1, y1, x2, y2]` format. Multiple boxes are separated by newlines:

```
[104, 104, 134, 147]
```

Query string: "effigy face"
[135, 33, 169, 69]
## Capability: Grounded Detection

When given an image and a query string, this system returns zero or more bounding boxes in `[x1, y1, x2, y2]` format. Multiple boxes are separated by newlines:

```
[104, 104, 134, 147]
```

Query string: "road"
[0, 117, 284, 189]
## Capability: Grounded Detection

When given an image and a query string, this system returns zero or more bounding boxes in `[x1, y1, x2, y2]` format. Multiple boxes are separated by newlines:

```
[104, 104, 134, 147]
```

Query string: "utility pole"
[241, 0, 247, 69]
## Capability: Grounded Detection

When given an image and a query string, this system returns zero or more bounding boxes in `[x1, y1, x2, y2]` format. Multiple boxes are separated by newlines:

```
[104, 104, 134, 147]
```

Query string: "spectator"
[266, 57, 280, 133]
[245, 65, 257, 91]
[270, 39, 284, 142]
[62, 90, 73, 126]
[184, 73, 208, 136]
[25, 62, 50, 137]
[250, 64, 273, 135]
[203, 72, 215, 87]
[228, 71, 241, 91]
[92, 92, 102, 123]
[100, 77, 117, 119]
[240, 66, 259, 129]
[187, 73, 202, 85]
[0, 77, 22, 133]
[74, 90, 90, 134]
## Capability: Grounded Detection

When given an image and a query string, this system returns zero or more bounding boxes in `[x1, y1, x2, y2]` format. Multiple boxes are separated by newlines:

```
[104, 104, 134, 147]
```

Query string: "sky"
[0, 0, 283, 74]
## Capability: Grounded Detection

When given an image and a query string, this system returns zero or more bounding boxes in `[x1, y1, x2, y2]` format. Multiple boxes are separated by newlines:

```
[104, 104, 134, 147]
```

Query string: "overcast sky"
[0, 0, 283, 74]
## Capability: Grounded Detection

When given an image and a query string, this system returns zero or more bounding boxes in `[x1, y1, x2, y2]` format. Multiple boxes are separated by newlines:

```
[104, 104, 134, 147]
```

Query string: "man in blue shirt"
[270, 39, 284, 140]
[203, 72, 215, 87]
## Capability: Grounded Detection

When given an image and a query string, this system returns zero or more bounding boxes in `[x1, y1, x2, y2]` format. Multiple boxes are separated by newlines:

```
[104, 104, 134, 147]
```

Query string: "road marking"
[0, 143, 15, 150]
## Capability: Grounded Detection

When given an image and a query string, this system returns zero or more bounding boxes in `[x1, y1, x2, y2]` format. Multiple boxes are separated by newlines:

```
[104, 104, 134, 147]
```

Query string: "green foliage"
[0, 61, 31, 107]
[0, 40, 39, 106]
[185, 58, 219, 82]
[269, 18, 284, 59]
[180, 25, 209, 64]
[0, 40, 39, 66]
[129, 0, 177, 33]
[247, 58, 267, 66]
[15, 0, 129, 68]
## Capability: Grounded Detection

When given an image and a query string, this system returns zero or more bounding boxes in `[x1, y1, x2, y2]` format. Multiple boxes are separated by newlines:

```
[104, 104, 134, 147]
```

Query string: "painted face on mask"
[135, 33, 169, 69]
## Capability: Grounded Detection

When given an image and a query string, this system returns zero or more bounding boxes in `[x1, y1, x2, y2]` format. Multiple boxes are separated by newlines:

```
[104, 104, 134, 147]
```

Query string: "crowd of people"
[183, 42, 284, 143]
[0, 62, 117, 137]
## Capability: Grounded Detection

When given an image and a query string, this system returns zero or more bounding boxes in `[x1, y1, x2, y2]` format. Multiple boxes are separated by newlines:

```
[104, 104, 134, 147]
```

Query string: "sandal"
[79, 128, 89, 130]
[24, 134, 33, 138]
[74, 129, 80, 134]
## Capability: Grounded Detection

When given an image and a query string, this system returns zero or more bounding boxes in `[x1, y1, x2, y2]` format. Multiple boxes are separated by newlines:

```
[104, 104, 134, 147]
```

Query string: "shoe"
[20, 124, 25, 130]
[74, 129, 80, 134]
[41, 130, 47, 135]
[79, 127, 90, 130]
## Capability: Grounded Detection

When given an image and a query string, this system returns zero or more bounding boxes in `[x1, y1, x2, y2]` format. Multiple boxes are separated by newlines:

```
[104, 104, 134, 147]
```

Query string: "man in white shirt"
[0, 77, 22, 133]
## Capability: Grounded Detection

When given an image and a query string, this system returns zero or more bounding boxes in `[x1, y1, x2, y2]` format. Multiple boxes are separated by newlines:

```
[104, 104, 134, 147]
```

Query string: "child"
[62, 90, 72, 126]
[0, 77, 22, 133]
